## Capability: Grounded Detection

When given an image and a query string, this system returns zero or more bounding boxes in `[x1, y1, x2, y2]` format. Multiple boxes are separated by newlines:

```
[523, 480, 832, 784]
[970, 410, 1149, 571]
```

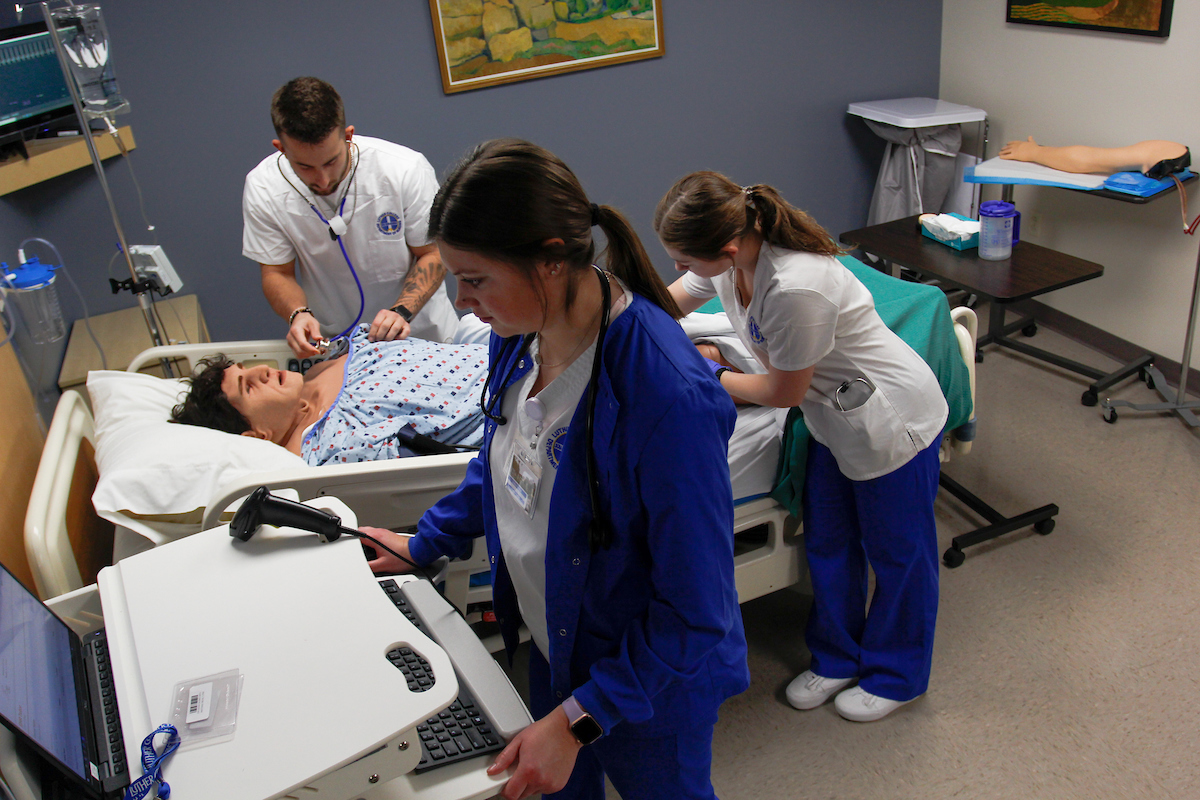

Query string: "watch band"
[561, 696, 603, 745]
[390, 303, 414, 322]
[288, 306, 312, 326]
[714, 367, 730, 382]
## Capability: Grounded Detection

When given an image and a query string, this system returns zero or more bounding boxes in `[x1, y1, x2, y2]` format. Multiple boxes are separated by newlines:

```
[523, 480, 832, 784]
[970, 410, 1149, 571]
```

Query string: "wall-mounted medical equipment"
[1, 256, 66, 344]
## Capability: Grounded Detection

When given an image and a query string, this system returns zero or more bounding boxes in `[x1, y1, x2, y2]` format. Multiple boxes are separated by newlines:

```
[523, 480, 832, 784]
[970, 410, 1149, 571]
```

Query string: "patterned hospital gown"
[301, 326, 488, 466]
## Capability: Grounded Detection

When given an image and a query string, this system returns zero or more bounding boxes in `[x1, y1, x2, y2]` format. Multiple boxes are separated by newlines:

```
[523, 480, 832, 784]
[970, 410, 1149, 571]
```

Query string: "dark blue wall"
[1, 1, 942, 418]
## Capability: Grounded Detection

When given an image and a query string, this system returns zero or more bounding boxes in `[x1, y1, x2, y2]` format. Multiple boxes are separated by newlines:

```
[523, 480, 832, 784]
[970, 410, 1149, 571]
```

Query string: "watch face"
[571, 714, 603, 745]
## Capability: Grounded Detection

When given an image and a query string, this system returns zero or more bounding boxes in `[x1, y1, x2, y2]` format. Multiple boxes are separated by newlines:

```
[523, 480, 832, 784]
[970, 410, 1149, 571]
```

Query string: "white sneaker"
[834, 686, 916, 722]
[785, 670, 855, 710]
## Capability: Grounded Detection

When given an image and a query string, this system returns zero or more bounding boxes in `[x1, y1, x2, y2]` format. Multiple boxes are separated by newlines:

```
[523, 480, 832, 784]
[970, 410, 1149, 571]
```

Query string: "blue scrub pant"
[527, 648, 719, 800]
[802, 438, 941, 702]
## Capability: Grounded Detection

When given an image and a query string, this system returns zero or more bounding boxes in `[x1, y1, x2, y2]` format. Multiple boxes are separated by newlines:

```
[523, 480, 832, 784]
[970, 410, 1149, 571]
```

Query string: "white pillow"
[87, 370, 308, 529]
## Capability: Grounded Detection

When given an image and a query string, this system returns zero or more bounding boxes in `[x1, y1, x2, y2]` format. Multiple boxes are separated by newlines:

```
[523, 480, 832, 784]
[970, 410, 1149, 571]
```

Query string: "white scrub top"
[681, 244, 947, 480]
[242, 135, 458, 342]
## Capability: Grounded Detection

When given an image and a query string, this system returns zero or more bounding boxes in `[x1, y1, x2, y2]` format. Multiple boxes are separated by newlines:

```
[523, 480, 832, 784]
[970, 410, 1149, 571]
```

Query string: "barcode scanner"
[230, 486, 344, 542]
[229, 487, 433, 579]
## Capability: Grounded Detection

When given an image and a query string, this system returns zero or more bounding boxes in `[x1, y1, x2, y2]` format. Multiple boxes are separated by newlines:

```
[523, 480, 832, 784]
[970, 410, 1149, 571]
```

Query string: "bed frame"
[28, 308, 981, 612]
[25, 338, 814, 611]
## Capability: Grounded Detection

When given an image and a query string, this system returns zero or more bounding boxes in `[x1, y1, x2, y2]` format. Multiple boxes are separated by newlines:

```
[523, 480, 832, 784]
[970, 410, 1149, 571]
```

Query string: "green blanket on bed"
[698, 254, 974, 517]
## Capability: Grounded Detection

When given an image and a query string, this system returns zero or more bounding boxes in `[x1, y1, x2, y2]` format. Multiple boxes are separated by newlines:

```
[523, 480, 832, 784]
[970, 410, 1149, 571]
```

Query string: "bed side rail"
[127, 340, 294, 375]
[948, 306, 978, 457]
[25, 391, 93, 599]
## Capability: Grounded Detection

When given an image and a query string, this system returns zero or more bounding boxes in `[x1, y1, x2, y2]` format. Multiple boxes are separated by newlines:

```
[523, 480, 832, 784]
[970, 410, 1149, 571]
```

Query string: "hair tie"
[590, 202, 601, 227]
[742, 185, 756, 209]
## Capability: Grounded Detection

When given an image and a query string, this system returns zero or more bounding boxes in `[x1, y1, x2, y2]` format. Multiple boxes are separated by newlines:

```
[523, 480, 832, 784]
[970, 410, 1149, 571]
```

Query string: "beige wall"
[940, 1, 1199, 365]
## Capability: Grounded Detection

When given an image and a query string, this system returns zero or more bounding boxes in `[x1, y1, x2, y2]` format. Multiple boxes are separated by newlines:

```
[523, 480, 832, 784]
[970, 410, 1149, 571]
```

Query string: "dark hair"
[270, 77, 345, 144]
[430, 138, 682, 319]
[169, 355, 250, 435]
[654, 171, 844, 260]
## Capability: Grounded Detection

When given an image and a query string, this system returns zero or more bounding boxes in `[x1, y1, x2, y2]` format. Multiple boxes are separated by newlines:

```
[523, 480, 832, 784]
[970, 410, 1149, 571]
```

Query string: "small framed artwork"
[429, 0, 664, 95]
[1007, 0, 1173, 37]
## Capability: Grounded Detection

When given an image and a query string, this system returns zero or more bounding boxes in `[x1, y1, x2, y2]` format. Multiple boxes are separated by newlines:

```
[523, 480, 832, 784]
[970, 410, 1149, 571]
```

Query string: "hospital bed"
[25, 257, 989, 622]
[24, 333, 803, 615]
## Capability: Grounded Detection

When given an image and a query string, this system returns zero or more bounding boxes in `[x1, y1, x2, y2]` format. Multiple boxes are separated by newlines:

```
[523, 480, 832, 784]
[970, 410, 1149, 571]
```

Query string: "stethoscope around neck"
[480, 266, 614, 552]
[277, 145, 365, 348]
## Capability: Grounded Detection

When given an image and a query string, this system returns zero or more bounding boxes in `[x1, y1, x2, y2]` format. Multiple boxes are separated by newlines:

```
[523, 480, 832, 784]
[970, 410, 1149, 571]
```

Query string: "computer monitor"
[0, 21, 78, 157]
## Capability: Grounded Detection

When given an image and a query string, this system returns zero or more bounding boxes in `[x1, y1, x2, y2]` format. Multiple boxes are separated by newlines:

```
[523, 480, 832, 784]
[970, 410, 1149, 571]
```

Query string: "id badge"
[505, 443, 542, 518]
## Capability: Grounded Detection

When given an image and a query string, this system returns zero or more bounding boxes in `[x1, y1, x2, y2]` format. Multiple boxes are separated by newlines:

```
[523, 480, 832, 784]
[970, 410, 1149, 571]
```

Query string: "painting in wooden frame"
[1006, 0, 1172, 37]
[430, 0, 663, 95]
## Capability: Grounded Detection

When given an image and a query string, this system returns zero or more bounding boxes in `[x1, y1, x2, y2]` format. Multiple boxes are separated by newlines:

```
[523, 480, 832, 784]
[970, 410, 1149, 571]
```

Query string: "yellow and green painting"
[431, 0, 663, 94]
[1007, 0, 1172, 36]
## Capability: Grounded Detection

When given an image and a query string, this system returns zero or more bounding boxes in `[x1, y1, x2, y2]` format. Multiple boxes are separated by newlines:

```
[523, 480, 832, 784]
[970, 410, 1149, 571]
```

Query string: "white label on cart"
[186, 682, 213, 724]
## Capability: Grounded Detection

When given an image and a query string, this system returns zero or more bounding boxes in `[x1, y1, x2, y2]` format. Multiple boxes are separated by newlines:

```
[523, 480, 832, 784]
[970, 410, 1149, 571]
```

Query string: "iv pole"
[36, 1, 174, 377]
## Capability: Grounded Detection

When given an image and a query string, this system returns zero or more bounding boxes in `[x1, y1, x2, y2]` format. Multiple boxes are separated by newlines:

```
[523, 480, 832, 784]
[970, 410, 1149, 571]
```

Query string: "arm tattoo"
[395, 254, 445, 313]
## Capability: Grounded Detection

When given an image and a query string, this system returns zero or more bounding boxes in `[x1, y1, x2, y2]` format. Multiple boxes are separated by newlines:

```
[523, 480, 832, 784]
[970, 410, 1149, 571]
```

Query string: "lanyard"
[122, 724, 180, 800]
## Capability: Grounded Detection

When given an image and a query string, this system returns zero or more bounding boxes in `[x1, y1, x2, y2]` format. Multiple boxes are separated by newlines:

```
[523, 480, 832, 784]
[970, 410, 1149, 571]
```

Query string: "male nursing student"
[242, 77, 459, 359]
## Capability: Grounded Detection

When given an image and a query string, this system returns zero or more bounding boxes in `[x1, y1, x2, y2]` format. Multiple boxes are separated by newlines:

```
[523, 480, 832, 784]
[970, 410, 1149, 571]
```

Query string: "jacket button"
[559, 629, 567, 636]
[572, 558, 580, 566]
[490, 556, 495, 563]
[556, 691, 563, 699]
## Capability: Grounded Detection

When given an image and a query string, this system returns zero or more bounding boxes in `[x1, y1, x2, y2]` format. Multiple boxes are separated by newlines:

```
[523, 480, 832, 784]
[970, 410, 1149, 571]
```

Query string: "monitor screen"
[0, 22, 74, 137]
[0, 565, 87, 780]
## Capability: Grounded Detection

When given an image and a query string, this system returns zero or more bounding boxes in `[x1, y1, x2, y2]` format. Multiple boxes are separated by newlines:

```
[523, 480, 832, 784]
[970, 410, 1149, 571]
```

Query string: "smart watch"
[714, 366, 730, 383]
[561, 696, 602, 745]
[390, 303, 414, 322]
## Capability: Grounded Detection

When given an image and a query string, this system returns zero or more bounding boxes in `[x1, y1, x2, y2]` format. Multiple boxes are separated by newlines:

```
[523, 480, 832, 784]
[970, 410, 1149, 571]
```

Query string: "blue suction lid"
[2, 256, 58, 289]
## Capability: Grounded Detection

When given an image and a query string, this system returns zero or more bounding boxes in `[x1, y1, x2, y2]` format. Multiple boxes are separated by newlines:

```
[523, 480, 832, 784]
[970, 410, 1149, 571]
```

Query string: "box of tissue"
[919, 213, 980, 251]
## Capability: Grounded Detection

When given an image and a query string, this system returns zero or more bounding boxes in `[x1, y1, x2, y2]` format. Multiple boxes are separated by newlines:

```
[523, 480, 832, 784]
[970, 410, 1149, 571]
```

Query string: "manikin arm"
[999, 137, 1188, 175]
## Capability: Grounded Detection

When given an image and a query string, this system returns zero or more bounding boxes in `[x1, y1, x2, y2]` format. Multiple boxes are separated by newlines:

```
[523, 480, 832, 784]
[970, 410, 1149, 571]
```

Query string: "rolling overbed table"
[838, 215, 1132, 403]
[839, 216, 1082, 566]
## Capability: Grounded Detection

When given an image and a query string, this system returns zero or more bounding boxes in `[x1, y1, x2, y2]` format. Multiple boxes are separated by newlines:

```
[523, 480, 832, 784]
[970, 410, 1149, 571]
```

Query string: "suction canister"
[2, 256, 67, 344]
[978, 201, 1021, 261]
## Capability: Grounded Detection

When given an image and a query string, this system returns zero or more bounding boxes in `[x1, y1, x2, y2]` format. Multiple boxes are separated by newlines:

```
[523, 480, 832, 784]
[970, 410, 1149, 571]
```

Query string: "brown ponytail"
[655, 171, 843, 260]
[431, 139, 681, 319]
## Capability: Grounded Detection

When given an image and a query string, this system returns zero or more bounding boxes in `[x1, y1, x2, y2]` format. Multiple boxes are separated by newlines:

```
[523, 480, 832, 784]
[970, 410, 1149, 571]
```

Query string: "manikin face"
[440, 243, 547, 339]
[221, 363, 305, 444]
[273, 125, 354, 196]
[661, 242, 733, 279]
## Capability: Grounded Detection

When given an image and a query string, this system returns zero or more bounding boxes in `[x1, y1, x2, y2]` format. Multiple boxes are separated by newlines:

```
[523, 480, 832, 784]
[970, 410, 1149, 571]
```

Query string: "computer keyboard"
[378, 579, 506, 772]
[83, 631, 128, 782]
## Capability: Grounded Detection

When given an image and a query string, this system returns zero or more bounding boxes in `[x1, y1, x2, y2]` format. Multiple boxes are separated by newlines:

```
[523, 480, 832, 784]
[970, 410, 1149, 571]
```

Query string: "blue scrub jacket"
[409, 293, 750, 735]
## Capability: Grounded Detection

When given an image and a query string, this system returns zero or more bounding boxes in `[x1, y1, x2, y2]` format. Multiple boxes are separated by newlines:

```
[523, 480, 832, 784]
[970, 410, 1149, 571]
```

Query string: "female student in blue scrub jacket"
[655, 171, 947, 723]
[361, 141, 749, 800]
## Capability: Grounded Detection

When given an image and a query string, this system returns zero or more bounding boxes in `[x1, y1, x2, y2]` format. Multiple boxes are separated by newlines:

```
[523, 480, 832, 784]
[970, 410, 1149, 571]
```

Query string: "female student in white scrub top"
[654, 171, 948, 723]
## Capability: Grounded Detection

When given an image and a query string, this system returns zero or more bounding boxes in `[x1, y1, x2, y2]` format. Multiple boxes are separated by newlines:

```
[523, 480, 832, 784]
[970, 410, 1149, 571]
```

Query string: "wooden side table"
[57, 293, 209, 390]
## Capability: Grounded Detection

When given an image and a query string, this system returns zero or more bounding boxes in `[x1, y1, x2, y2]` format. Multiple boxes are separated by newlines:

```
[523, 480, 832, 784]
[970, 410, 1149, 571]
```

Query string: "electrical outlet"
[128, 245, 183, 295]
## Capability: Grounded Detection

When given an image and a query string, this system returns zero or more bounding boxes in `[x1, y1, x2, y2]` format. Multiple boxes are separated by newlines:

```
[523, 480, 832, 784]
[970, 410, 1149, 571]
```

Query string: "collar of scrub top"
[276, 141, 360, 240]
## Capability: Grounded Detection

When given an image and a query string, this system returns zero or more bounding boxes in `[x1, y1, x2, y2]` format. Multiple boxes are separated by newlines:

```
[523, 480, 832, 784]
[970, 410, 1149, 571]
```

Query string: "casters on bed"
[1021, 322, 1038, 338]
[1102, 405, 1118, 424]
[1081, 389, 1098, 407]
[1034, 518, 1055, 535]
[942, 547, 965, 569]
[1143, 370, 1156, 391]
[975, 351, 984, 364]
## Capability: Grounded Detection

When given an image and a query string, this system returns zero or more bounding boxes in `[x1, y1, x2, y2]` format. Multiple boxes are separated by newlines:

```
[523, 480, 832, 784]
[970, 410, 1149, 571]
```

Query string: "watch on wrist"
[714, 367, 730, 383]
[561, 696, 602, 745]
[390, 304, 414, 322]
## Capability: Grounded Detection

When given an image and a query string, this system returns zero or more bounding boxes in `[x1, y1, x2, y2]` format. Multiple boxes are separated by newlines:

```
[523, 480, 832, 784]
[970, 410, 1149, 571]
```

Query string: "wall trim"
[1014, 299, 1200, 397]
